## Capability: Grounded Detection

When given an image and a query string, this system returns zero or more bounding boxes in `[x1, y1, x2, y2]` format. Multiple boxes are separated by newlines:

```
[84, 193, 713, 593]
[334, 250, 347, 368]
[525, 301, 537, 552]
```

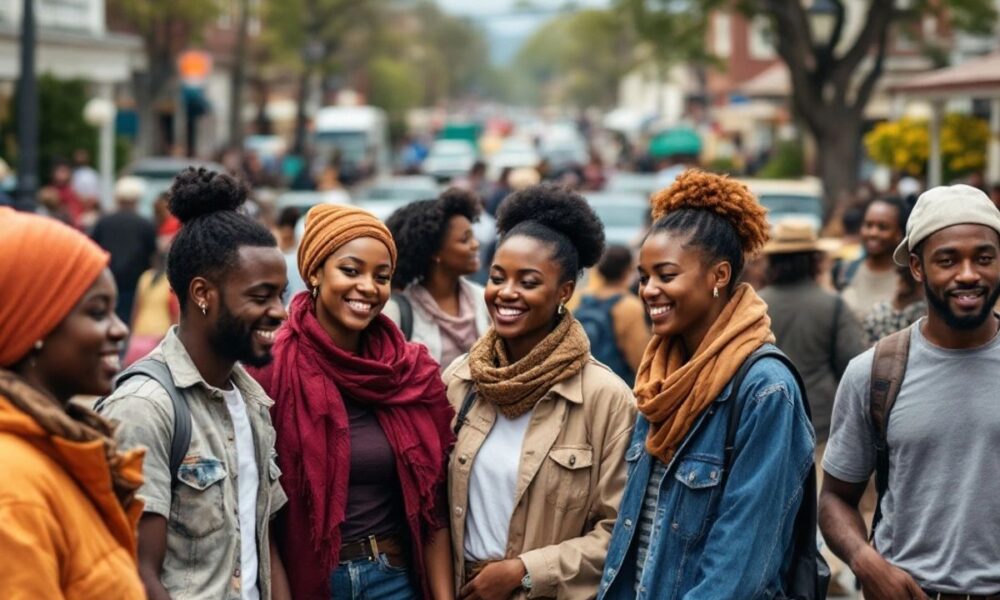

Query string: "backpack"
[95, 357, 191, 487]
[867, 325, 912, 538]
[723, 347, 830, 600]
[833, 257, 863, 291]
[576, 294, 633, 384]
[392, 292, 414, 341]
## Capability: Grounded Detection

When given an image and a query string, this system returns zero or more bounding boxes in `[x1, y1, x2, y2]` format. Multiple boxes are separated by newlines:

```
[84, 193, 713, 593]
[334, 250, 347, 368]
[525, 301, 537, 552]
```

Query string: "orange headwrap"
[0, 208, 110, 367]
[297, 204, 397, 283]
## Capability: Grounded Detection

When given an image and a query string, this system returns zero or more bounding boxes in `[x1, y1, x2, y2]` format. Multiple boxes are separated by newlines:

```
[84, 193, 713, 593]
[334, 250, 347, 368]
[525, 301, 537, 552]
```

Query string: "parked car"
[740, 177, 824, 232]
[124, 157, 227, 218]
[583, 192, 648, 247]
[357, 175, 439, 203]
[488, 138, 540, 180]
[422, 140, 478, 183]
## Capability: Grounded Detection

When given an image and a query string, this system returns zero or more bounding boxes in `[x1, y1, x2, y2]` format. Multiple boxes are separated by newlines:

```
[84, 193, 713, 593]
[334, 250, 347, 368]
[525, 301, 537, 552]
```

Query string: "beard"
[923, 278, 1000, 331]
[209, 302, 274, 367]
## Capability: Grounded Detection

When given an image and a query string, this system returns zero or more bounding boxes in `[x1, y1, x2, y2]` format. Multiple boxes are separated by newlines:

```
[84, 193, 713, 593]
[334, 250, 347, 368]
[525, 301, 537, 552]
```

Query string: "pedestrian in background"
[0, 207, 144, 598]
[123, 213, 181, 366]
[98, 168, 292, 600]
[576, 244, 650, 385]
[839, 196, 909, 321]
[91, 176, 157, 324]
[275, 206, 308, 303]
[862, 264, 926, 346]
[446, 185, 636, 600]
[251, 205, 455, 600]
[599, 170, 815, 600]
[384, 189, 490, 367]
[51, 160, 85, 229]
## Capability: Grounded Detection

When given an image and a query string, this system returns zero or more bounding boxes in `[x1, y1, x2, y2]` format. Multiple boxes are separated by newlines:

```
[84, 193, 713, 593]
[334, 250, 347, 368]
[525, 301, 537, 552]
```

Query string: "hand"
[852, 546, 927, 600]
[459, 559, 527, 600]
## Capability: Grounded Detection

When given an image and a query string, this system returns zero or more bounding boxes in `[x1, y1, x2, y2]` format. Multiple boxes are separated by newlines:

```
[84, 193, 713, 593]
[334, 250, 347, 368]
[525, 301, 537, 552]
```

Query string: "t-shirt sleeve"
[822, 350, 877, 483]
[99, 383, 174, 517]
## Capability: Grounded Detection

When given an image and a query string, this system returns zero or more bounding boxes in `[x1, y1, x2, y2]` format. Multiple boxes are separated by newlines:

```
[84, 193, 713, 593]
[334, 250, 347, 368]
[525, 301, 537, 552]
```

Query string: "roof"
[740, 63, 790, 98]
[892, 52, 1000, 97]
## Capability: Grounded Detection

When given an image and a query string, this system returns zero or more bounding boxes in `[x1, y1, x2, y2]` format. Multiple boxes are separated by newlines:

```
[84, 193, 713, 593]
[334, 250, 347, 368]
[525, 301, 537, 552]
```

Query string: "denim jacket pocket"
[670, 457, 723, 541]
[170, 456, 228, 538]
[544, 444, 594, 511]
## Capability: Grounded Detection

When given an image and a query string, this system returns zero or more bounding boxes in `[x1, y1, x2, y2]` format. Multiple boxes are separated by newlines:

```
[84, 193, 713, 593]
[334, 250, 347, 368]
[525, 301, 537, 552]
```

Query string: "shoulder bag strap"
[868, 326, 911, 538]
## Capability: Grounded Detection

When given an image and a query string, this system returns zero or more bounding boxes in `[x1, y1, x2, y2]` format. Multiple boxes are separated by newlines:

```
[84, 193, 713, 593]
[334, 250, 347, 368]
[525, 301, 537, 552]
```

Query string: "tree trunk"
[228, 0, 250, 150]
[814, 117, 862, 217]
[292, 66, 312, 155]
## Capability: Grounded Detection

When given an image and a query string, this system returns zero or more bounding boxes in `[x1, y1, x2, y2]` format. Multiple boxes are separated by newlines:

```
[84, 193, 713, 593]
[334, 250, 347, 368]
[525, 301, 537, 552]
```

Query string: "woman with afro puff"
[443, 184, 637, 600]
[598, 170, 817, 600]
[384, 189, 491, 369]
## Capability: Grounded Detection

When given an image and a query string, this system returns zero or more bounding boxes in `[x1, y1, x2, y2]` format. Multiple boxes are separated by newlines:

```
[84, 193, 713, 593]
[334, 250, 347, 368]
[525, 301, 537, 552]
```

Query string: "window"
[714, 13, 732, 57]
[748, 16, 776, 60]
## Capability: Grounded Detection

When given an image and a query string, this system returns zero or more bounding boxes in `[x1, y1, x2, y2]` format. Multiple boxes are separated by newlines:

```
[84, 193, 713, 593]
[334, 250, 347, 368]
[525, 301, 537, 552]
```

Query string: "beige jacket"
[444, 355, 636, 599]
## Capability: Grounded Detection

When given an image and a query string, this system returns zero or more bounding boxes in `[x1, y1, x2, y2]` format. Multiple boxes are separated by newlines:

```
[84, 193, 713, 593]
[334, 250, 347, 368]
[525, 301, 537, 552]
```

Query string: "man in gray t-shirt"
[820, 184, 1000, 598]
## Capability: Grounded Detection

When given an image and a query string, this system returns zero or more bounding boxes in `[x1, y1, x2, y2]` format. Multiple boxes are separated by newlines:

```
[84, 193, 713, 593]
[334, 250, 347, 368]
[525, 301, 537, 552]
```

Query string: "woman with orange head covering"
[249, 204, 456, 600]
[0, 207, 144, 597]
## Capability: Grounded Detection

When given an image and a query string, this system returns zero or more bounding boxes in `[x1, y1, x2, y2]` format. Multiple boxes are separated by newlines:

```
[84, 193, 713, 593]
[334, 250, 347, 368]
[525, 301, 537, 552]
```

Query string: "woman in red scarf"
[250, 204, 455, 600]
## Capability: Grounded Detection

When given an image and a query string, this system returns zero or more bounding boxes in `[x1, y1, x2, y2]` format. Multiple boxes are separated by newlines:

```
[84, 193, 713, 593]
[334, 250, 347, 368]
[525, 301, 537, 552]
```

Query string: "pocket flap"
[674, 458, 722, 490]
[548, 445, 593, 470]
[625, 442, 644, 462]
[177, 457, 227, 490]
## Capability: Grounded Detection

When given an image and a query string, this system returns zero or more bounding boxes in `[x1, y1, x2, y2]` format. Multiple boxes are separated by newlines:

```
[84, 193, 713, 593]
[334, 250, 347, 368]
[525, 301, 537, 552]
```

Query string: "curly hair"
[496, 183, 605, 281]
[386, 188, 481, 288]
[166, 167, 276, 310]
[648, 169, 770, 289]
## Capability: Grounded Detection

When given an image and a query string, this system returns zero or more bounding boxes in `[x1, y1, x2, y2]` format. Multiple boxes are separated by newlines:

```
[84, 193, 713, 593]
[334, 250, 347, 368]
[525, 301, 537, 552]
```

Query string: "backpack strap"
[868, 325, 912, 538]
[453, 386, 477, 436]
[111, 358, 192, 488]
[392, 292, 414, 341]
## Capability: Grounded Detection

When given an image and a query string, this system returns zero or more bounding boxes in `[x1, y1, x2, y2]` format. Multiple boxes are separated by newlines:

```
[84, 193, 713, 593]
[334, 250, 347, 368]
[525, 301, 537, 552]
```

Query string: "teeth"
[103, 354, 121, 370]
[497, 307, 524, 317]
[347, 301, 373, 312]
[649, 306, 669, 316]
[255, 329, 275, 341]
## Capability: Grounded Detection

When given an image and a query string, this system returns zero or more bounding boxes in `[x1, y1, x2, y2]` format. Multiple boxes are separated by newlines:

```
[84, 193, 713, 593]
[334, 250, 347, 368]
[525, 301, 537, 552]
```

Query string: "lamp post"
[807, 0, 841, 52]
[15, 0, 38, 212]
[84, 92, 117, 212]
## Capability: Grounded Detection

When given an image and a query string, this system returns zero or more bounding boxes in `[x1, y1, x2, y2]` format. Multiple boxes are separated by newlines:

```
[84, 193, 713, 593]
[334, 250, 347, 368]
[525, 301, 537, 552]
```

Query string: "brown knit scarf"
[0, 369, 143, 510]
[634, 283, 775, 464]
[468, 314, 591, 418]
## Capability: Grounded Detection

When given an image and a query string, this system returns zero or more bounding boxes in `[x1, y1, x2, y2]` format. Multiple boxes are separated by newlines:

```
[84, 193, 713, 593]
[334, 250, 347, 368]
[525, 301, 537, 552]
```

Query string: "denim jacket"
[598, 346, 815, 600]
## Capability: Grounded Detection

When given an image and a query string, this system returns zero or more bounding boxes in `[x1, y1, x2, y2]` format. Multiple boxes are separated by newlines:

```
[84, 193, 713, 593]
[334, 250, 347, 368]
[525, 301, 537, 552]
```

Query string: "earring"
[558, 302, 566, 315]
[199, 303, 207, 316]
[33, 340, 44, 351]
[312, 287, 318, 299]
[713, 287, 719, 299]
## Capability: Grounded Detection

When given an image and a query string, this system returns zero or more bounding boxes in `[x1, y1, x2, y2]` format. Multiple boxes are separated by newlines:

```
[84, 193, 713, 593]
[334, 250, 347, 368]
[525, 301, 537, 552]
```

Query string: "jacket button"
[710, 470, 718, 480]
[688, 472, 696, 482]
[454, 507, 463, 516]
[671, 522, 679, 531]
[458, 455, 468, 465]
[569, 455, 576, 466]
[624, 519, 633, 530]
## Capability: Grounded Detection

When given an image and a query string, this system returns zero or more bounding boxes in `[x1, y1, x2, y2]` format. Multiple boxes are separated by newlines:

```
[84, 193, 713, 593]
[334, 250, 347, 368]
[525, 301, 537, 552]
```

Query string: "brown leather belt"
[922, 590, 1000, 600]
[339, 534, 408, 568]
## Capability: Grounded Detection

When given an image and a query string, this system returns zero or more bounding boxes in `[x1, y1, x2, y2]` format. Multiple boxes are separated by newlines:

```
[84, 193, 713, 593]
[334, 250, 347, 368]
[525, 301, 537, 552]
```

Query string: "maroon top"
[341, 399, 405, 542]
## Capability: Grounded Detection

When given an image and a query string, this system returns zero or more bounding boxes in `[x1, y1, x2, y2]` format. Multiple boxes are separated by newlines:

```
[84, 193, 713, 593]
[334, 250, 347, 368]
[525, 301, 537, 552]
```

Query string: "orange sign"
[177, 50, 212, 85]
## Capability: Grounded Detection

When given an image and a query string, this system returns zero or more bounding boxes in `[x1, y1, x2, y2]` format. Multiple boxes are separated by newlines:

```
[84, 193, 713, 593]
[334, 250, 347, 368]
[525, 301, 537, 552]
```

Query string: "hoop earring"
[558, 302, 566, 315]
[713, 287, 719, 299]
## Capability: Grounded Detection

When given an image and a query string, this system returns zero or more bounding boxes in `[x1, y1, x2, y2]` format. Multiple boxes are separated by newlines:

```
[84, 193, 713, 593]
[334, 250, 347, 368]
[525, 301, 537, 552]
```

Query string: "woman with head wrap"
[249, 204, 456, 600]
[0, 207, 143, 597]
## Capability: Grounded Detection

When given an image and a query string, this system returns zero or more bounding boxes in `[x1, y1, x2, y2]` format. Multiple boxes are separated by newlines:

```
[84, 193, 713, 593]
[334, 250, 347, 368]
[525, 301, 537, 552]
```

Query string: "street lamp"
[807, 0, 841, 51]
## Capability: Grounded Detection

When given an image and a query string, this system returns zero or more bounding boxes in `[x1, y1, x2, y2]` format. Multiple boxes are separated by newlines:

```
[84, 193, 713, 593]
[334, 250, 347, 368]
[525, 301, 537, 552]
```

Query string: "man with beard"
[819, 184, 1000, 599]
[98, 168, 292, 600]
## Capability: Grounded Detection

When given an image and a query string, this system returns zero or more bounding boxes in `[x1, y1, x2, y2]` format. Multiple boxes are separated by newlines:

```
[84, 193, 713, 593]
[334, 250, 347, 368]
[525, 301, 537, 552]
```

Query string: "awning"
[892, 52, 1000, 99]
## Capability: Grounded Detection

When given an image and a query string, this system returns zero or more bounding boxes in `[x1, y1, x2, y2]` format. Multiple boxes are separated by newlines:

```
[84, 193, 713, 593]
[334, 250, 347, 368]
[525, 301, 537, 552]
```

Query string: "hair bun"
[651, 169, 770, 256]
[496, 183, 605, 269]
[168, 167, 249, 223]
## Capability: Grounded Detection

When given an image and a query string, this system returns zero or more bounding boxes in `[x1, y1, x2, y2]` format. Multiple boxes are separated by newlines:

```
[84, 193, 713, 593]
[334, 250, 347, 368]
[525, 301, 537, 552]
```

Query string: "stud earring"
[199, 303, 207, 316]
[713, 287, 719, 299]
[33, 340, 44, 351]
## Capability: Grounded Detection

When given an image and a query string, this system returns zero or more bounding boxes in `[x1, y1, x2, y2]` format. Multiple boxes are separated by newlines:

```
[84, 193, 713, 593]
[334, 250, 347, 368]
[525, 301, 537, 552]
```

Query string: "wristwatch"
[521, 571, 533, 591]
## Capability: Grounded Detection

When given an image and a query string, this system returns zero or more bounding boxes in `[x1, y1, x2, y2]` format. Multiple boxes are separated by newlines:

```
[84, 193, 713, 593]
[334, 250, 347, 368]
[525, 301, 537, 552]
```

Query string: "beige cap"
[893, 184, 1000, 265]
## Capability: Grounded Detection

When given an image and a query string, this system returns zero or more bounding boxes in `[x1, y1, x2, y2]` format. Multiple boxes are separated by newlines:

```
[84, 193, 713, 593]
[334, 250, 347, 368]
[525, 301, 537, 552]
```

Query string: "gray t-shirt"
[824, 320, 1000, 594]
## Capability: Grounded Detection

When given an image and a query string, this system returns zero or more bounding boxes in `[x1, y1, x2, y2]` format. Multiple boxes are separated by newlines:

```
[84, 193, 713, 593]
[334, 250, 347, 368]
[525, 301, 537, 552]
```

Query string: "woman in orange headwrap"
[0, 207, 144, 598]
[250, 204, 455, 600]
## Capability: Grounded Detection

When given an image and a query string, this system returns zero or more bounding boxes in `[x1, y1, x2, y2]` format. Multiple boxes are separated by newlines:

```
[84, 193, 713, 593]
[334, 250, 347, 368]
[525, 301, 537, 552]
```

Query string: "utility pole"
[15, 0, 38, 212]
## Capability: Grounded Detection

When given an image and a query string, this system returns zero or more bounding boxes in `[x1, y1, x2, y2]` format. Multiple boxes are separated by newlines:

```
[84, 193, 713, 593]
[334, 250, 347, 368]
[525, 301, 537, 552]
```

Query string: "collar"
[452, 354, 586, 405]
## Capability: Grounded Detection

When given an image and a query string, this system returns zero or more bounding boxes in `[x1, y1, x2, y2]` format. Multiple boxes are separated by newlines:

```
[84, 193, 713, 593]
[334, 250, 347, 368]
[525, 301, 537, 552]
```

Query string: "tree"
[622, 0, 997, 213]
[108, 0, 220, 156]
[228, 0, 252, 149]
[865, 114, 989, 182]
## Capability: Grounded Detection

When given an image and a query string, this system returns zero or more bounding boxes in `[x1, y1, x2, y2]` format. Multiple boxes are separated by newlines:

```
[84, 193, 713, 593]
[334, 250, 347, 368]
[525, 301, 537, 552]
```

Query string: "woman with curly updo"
[598, 170, 816, 600]
[385, 189, 490, 368]
[444, 184, 636, 600]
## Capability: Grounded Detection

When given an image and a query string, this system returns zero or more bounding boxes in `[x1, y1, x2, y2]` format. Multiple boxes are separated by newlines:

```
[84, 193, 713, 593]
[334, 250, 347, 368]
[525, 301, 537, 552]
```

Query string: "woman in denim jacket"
[598, 170, 815, 600]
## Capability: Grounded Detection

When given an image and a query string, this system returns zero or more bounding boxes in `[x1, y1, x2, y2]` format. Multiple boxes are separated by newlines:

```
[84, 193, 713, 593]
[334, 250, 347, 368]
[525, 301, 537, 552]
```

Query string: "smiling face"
[485, 235, 574, 362]
[861, 200, 904, 260]
[312, 237, 393, 352]
[912, 223, 1000, 331]
[31, 268, 129, 401]
[203, 246, 288, 367]
[638, 230, 730, 351]
[436, 214, 481, 276]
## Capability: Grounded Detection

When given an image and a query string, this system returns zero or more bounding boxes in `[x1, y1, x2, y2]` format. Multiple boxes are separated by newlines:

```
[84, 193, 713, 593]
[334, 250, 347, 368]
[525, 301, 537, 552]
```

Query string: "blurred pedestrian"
[0, 207, 143, 597]
[990, 182, 1000, 210]
[446, 185, 635, 600]
[485, 167, 514, 217]
[840, 196, 909, 321]
[251, 204, 455, 600]
[122, 215, 181, 366]
[0, 158, 13, 207]
[576, 244, 650, 385]
[275, 207, 307, 303]
[91, 176, 157, 324]
[600, 170, 814, 600]
[51, 160, 85, 228]
[862, 264, 926, 347]
[384, 189, 489, 367]
[97, 168, 292, 600]
[71, 149, 100, 205]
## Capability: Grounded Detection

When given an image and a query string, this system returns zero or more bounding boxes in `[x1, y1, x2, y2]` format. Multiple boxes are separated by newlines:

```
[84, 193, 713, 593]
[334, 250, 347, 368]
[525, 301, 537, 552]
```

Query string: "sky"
[436, 0, 609, 17]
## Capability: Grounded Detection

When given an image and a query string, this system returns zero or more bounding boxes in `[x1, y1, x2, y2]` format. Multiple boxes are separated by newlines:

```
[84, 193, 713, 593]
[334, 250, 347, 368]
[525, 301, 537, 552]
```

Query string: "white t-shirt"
[223, 386, 260, 600]
[464, 410, 532, 561]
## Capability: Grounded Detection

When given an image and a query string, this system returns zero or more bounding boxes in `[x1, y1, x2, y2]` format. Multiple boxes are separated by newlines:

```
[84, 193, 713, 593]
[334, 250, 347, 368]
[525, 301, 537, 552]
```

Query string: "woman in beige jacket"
[444, 185, 636, 600]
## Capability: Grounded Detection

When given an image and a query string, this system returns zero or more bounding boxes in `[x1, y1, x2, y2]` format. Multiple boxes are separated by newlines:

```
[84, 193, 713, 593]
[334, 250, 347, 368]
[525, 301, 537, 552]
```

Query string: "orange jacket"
[0, 394, 145, 599]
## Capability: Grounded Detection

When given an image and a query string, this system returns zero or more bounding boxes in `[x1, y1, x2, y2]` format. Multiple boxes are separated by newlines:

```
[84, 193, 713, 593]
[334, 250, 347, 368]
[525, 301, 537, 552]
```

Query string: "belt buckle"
[367, 535, 379, 562]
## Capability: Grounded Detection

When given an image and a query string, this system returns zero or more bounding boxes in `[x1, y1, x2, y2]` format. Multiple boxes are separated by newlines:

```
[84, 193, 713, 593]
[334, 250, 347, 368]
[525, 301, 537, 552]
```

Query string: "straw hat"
[763, 219, 838, 254]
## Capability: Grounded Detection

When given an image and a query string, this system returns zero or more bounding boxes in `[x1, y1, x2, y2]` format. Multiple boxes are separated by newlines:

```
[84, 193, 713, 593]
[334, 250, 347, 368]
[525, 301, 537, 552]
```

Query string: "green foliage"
[367, 57, 425, 141]
[758, 139, 805, 179]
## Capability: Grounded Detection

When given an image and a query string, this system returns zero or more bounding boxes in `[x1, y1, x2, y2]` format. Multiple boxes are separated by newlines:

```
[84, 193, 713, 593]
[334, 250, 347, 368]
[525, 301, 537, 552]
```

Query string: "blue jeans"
[330, 554, 418, 600]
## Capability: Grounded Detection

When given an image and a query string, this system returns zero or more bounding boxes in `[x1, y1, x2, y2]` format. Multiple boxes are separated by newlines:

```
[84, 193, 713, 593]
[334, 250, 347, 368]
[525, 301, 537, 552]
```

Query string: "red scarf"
[250, 293, 455, 599]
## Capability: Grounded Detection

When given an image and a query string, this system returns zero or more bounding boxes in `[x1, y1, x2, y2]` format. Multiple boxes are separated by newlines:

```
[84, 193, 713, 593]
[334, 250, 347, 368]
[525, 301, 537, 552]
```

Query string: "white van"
[312, 106, 391, 185]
